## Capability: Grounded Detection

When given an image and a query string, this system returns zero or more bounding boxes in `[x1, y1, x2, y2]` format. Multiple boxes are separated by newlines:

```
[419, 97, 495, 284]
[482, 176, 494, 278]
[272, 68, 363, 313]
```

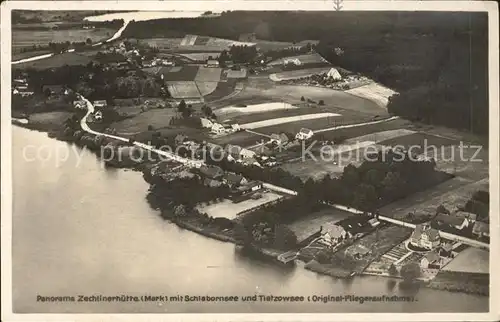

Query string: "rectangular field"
[345, 83, 398, 108]
[267, 53, 329, 67]
[379, 132, 460, 155]
[178, 52, 220, 61]
[195, 81, 219, 96]
[166, 81, 201, 99]
[240, 113, 341, 130]
[269, 67, 332, 81]
[160, 66, 200, 81]
[195, 67, 222, 82]
[196, 192, 283, 220]
[12, 52, 95, 70]
[12, 28, 116, 51]
[135, 37, 183, 49]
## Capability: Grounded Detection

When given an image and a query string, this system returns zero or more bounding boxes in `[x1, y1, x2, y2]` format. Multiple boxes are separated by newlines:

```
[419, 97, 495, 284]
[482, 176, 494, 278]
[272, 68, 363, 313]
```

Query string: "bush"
[318, 99, 325, 105]
[147, 125, 154, 131]
[300, 96, 305, 101]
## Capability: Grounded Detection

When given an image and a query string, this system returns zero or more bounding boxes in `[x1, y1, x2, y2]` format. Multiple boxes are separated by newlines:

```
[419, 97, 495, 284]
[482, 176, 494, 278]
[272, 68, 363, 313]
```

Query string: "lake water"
[11, 126, 488, 313]
[84, 11, 210, 22]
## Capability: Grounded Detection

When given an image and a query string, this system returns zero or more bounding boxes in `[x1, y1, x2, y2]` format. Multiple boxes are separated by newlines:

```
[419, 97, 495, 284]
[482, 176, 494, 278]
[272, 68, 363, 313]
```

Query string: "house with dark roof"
[410, 224, 440, 250]
[434, 213, 472, 230]
[233, 181, 262, 196]
[222, 173, 247, 188]
[93, 100, 108, 109]
[198, 165, 224, 180]
[420, 251, 441, 269]
[439, 243, 454, 258]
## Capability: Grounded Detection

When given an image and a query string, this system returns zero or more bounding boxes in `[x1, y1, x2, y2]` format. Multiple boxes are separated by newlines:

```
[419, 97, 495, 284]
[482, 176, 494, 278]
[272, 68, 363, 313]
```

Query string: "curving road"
[12, 20, 130, 65]
[79, 96, 203, 167]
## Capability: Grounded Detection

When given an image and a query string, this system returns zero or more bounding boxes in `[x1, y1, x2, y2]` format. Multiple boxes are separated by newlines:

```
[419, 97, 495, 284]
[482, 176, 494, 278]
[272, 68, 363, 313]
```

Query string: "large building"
[410, 224, 440, 250]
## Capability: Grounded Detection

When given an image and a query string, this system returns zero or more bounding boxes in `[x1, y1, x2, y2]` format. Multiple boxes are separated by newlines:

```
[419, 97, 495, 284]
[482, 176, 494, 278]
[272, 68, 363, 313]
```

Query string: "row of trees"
[20, 62, 170, 102]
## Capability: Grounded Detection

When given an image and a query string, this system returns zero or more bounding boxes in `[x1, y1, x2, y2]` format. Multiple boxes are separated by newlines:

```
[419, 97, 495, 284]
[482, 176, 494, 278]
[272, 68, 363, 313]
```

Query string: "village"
[11, 14, 490, 296]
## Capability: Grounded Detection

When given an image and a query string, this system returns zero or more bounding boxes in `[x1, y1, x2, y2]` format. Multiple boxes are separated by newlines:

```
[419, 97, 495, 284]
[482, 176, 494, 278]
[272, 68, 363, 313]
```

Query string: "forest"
[123, 11, 488, 136]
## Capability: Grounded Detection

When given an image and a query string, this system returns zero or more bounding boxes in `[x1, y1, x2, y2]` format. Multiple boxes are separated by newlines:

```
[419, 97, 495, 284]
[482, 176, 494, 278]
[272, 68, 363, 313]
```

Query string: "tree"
[400, 263, 421, 282]
[300, 96, 305, 101]
[147, 125, 154, 131]
[318, 99, 325, 105]
[177, 99, 187, 113]
[86, 38, 92, 45]
[388, 263, 398, 275]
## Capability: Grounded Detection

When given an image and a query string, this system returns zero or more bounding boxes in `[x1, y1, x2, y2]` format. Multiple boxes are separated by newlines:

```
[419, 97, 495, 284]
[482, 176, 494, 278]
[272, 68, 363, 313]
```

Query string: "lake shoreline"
[11, 117, 489, 297]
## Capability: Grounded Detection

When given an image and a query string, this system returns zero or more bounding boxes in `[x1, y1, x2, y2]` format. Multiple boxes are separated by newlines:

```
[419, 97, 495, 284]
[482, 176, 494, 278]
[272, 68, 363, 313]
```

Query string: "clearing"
[111, 108, 178, 134]
[345, 83, 398, 108]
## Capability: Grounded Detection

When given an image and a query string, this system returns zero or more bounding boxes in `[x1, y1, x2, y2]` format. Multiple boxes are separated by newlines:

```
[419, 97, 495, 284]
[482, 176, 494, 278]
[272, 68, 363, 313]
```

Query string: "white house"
[200, 117, 214, 128]
[73, 100, 88, 109]
[295, 128, 314, 141]
[94, 111, 103, 120]
[320, 222, 347, 245]
[420, 251, 441, 269]
[410, 224, 440, 250]
[206, 60, 220, 67]
[326, 67, 342, 81]
[239, 148, 256, 160]
[210, 123, 226, 135]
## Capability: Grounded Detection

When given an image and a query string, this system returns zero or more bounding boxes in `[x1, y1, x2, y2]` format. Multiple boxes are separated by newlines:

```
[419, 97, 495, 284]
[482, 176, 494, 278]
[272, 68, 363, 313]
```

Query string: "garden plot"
[166, 81, 201, 98]
[346, 83, 398, 108]
[196, 192, 283, 220]
[267, 53, 329, 67]
[240, 113, 341, 130]
[269, 67, 332, 82]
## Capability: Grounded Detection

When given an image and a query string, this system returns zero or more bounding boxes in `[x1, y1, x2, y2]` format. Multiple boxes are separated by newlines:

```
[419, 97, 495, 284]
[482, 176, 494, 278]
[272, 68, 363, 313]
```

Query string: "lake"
[11, 126, 488, 313]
